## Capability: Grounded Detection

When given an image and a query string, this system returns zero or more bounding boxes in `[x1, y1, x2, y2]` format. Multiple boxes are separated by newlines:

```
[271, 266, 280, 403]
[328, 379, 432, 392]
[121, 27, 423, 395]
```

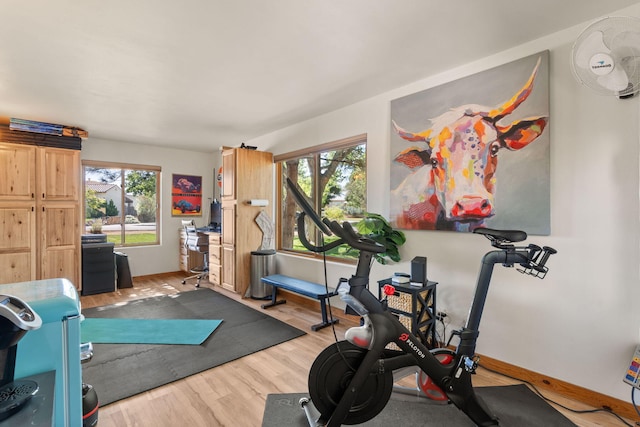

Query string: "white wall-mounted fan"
[571, 16, 640, 98]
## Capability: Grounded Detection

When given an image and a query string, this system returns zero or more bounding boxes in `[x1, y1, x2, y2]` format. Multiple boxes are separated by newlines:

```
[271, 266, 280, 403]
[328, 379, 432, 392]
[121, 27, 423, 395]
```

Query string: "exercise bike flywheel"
[308, 340, 394, 425]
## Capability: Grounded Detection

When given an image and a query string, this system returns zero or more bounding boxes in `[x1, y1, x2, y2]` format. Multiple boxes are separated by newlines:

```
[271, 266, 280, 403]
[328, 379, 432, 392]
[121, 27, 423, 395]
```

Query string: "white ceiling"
[1, 0, 639, 151]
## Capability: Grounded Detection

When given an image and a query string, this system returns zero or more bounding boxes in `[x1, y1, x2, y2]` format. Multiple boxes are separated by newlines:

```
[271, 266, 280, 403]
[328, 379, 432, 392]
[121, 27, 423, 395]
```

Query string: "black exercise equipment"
[285, 177, 557, 426]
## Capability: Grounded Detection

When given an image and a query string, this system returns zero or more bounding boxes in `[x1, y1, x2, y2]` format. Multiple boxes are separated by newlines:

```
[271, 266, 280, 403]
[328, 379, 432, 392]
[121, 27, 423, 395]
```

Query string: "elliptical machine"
[285, 178, 557, 426]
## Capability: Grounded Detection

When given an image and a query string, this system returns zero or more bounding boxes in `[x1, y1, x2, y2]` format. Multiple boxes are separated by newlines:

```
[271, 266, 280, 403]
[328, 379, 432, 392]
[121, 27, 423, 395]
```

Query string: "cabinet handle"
[31, 193, 34, 199]
[42, 193, 46, 199]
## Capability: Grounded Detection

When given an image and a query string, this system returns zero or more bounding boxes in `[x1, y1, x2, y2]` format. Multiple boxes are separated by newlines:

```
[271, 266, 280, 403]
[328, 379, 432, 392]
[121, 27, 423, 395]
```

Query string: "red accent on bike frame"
[419, 353, 454, 401]
[352, 336, 371, 348]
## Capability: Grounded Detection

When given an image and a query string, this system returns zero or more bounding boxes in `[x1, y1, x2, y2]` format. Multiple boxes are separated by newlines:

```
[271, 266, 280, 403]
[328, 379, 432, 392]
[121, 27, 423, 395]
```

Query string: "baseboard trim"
[134, 271, 183, 281]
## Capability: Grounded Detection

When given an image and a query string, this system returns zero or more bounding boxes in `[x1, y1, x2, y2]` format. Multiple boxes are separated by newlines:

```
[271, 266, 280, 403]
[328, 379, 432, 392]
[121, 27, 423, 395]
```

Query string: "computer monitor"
[210, 200, 222, 231]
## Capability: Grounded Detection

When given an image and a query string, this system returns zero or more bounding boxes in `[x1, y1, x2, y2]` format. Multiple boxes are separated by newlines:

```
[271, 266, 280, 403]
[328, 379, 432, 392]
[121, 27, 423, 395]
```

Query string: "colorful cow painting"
[390, 53, 550, 233]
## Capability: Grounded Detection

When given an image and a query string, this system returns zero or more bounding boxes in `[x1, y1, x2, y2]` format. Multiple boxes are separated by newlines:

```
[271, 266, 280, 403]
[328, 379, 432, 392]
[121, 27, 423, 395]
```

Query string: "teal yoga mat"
[81, 318, 223, 345]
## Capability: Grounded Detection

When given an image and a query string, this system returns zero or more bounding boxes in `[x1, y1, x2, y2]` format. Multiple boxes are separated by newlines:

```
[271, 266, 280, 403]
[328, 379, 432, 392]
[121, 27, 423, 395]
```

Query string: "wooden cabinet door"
[40, 202, 79, 286]
[221, 202, 235, 246]
[208, 251, 221, 286]
[0, 202, 36, 284]
[221, 202, 235, 291]
[221, 149, 236, 200]
[234, 149, 273, 202]
[221, 245, 235, 292]
[0, 143, 36, 201]
[38, 147, 80, 201]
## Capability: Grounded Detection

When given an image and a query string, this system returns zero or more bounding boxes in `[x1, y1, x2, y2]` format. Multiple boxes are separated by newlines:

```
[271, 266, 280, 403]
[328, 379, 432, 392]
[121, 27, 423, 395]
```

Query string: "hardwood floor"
[80, 273, 636, 427]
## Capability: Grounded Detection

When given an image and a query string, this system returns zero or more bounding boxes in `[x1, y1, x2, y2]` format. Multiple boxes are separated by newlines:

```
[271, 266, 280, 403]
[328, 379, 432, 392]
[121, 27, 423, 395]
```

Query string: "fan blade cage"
[571, 16, 640, 97]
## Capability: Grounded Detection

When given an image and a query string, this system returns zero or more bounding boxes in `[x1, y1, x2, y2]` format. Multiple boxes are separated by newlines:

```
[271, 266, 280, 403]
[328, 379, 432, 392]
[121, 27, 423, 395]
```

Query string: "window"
[83, 161, 160, 246]
[276, 134, 366, 261]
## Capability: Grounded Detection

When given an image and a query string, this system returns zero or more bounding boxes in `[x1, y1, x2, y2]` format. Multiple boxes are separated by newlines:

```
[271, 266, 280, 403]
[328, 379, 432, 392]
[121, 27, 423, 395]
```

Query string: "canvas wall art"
[171, 174, 202, 216]
[389, 51, 550, 235]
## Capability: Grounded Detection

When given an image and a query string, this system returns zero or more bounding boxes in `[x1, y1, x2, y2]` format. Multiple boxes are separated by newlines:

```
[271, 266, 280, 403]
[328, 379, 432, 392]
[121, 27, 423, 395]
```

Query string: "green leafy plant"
[355, 212, 406, 264]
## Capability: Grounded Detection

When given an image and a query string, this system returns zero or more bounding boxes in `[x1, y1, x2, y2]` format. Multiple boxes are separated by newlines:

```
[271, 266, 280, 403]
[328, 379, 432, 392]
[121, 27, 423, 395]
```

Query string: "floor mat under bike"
[262, 384, 576, 426]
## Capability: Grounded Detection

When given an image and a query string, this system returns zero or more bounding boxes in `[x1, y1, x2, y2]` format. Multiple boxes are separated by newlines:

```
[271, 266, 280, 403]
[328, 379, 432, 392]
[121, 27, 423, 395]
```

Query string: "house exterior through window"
[83, 161, 160, 246]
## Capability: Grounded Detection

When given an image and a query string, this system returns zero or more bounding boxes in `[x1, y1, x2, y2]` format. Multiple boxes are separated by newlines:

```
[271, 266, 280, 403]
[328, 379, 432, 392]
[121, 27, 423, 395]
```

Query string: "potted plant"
[90, 219, 103, 234]
[355, 212, 406, 264]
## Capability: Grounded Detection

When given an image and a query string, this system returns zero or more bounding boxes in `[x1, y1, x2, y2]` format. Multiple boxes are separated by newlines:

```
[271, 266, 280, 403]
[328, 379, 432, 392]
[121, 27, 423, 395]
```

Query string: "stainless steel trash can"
[250, 250, 276, 299]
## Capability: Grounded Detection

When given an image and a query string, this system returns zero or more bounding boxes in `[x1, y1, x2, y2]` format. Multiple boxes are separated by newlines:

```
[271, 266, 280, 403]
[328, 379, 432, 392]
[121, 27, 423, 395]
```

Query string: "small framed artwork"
[171, 174, 203, 216]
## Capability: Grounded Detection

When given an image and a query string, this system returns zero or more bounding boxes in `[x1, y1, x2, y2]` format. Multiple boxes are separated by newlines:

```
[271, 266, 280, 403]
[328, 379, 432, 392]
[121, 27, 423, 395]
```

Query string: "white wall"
[245, 6, 640, 402]
[81, 138, 220, 277]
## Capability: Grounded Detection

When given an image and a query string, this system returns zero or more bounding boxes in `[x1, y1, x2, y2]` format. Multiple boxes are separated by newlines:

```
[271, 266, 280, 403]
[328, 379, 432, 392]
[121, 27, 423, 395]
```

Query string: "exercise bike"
[285, 178, 557, 427]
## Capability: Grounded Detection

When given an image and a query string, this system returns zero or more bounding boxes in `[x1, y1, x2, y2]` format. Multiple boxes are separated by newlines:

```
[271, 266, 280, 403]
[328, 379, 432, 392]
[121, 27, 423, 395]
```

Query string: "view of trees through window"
[279, 137, 366, 260]
[83, 161, 160, 246]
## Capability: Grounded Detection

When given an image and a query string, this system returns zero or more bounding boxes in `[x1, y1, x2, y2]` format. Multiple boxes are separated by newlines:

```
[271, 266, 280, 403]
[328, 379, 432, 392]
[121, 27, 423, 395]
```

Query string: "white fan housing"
[571, 16, 640, 98]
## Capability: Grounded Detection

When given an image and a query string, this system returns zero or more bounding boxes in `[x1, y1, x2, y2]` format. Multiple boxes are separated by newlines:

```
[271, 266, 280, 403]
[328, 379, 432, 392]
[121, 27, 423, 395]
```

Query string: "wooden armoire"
[220, 147, 273, 296]
[0, 128, 82, 288]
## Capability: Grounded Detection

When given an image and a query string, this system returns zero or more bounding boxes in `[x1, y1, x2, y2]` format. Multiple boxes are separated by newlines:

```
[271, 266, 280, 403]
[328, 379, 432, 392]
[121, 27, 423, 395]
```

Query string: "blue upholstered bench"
[260, 274, 339, 331]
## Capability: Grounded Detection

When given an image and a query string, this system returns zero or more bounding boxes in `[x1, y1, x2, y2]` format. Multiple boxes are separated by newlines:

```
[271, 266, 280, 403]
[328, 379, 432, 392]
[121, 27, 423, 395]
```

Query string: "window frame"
[82, 160, 161, 247]
[275, 134, 367, 263]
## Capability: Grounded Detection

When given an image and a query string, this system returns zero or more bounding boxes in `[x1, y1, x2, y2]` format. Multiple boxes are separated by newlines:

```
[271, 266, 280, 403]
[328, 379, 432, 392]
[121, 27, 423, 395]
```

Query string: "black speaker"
[411, 256, 427, 284]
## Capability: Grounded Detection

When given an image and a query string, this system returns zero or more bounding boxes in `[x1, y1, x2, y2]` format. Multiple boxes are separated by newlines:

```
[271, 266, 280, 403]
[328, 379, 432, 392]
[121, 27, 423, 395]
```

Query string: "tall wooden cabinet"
[220, 148, 273, 296]
[0, 141, 81, 288]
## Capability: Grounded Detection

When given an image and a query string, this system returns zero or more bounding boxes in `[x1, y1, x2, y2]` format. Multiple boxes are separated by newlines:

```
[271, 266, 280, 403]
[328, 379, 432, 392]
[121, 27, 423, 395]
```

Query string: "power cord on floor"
[478, 363, 638, 426]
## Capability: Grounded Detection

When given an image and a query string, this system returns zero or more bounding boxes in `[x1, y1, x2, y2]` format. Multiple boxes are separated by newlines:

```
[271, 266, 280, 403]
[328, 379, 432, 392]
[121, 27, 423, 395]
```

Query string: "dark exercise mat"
[262, 384, 577, 426]
[82, 288, 305, 406]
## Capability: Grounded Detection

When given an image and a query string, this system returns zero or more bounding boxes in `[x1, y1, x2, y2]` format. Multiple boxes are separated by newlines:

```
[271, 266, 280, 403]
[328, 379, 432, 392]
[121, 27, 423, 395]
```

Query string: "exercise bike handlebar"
[473, 227, 557, 278]
[326, 218, 386, 254]
[287, 177, 385, 254]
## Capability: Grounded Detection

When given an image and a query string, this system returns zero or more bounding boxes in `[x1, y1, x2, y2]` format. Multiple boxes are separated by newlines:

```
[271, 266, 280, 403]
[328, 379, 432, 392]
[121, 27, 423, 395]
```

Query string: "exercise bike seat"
[473, 228, 527, 243]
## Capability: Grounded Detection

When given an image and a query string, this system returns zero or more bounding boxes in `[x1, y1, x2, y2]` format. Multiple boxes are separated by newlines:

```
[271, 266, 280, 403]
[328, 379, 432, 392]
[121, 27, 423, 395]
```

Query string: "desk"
[178, 227, 222, 286]
[378, 279, 438, 349]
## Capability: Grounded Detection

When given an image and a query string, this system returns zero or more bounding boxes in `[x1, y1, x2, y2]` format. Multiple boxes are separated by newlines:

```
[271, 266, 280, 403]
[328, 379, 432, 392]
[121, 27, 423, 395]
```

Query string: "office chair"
[181, 220, 209, 288]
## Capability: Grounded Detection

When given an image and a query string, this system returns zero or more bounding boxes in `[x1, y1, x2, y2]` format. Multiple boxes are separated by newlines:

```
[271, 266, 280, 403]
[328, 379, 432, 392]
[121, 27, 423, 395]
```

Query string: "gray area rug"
[263, 384, 577, 426]
[82, 288, 305, 406]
